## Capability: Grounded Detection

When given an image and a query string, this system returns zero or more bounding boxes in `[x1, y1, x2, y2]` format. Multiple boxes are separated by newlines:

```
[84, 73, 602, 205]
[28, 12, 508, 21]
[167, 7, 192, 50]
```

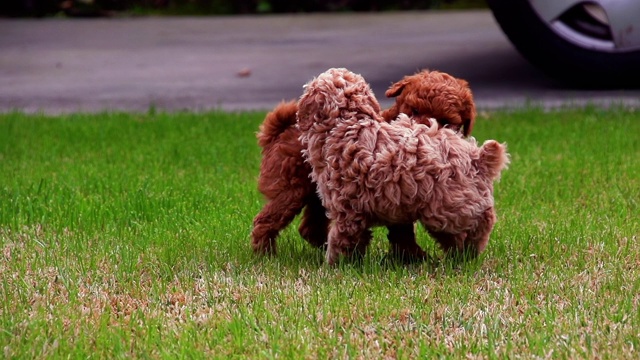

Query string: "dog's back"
[323, 113, 505, 225]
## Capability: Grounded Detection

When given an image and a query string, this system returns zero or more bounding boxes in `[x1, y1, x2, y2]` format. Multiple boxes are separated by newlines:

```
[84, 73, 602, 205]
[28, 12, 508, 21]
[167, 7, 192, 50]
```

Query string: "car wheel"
[487, 0, 640, 86]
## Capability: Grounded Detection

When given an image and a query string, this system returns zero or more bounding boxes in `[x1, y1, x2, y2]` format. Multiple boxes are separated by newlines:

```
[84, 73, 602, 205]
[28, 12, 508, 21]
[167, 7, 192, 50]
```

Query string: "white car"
[487, 0, 640, 86]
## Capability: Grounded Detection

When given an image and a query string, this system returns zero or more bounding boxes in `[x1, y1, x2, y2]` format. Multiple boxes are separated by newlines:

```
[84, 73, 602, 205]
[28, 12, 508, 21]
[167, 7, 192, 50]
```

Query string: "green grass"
[1, 107, 639, 358]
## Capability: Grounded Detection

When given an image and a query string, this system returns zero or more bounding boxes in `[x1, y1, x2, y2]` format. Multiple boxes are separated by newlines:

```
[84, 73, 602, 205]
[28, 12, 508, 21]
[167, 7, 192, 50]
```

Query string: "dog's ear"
[462, 102, 476, 136]
[462, 118, 474, 137]
[457, 78, 469, 89]
[380, 104, 399, 122]
[385, 78, 410, 98]
[296, 85, 318, 132]
[458, 78, 476, 137]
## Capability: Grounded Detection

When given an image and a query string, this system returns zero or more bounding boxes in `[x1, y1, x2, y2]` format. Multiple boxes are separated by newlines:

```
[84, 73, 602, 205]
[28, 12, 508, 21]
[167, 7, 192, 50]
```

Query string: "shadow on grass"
[242, 236, 488, 278]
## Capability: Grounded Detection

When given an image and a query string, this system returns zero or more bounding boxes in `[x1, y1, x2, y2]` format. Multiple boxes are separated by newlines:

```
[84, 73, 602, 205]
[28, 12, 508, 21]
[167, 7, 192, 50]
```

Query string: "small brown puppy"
[251, 69, 476, 261]
[382, 70, 476, 137]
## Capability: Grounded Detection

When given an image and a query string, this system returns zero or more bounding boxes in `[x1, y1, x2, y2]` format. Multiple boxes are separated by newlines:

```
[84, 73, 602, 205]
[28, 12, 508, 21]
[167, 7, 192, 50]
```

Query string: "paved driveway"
[1, 10, 639, 113]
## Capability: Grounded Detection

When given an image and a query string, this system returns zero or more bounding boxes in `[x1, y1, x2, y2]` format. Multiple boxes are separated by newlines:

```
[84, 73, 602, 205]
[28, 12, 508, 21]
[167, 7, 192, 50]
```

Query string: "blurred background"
[1, 0, 484, 17]
[2, 0, 639, 113]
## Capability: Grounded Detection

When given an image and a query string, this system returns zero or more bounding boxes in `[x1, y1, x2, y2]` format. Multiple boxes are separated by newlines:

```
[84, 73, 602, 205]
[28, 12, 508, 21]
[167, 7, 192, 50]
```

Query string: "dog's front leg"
[464, 207, 497, 256]
[387, 224, 427, 263]
[427, 230, 467, 256]
[326, 216, 371, 266]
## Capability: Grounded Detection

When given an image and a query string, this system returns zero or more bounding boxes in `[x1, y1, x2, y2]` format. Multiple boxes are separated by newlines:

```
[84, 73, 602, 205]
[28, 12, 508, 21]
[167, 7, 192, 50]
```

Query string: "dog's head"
[297, 68, 381, 133]
[383, 69, 476, 137]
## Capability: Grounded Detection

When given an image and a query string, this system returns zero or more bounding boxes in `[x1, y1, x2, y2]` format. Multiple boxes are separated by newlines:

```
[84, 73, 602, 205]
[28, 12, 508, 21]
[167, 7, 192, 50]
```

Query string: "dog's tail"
[257, 100, 298, 148]
[478, 140, 510, 180]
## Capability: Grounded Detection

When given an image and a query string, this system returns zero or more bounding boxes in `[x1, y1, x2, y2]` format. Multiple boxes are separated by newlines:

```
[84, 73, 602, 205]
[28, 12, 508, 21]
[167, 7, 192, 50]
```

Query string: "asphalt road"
[1, 10, 639, 113]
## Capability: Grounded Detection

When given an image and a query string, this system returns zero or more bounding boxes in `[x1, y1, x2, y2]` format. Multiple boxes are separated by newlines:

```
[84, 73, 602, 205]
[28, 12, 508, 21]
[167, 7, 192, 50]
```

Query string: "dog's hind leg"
[298, 192, 329, 249]
[251, 193, 306, 255]
[387, 224, 427, 263]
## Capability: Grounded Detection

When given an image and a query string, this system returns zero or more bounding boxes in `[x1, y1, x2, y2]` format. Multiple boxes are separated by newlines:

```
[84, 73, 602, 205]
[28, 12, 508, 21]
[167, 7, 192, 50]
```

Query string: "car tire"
[487, 0, 640, 87]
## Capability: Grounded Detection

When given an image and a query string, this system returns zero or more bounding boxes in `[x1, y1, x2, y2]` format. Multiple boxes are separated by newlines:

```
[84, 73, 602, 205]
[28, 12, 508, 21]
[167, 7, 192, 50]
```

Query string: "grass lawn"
[1, 107, 639, 358]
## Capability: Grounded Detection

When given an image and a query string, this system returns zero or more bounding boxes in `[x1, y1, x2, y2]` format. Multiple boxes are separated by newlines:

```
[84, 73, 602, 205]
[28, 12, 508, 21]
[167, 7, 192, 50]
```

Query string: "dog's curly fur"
[251, 69, 476, 260]
[297, 68, 509, 265]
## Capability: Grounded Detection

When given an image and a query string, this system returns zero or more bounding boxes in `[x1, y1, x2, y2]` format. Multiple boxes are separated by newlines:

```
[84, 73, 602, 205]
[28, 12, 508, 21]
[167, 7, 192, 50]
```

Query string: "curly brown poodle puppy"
[251, 69, 476, 260]
[297, 68, 509, 265]
[382, 69, 476, 137]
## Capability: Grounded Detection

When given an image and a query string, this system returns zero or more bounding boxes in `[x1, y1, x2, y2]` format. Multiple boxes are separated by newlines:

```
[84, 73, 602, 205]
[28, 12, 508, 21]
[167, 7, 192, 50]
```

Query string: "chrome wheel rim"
[529, 0, 640, 52]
